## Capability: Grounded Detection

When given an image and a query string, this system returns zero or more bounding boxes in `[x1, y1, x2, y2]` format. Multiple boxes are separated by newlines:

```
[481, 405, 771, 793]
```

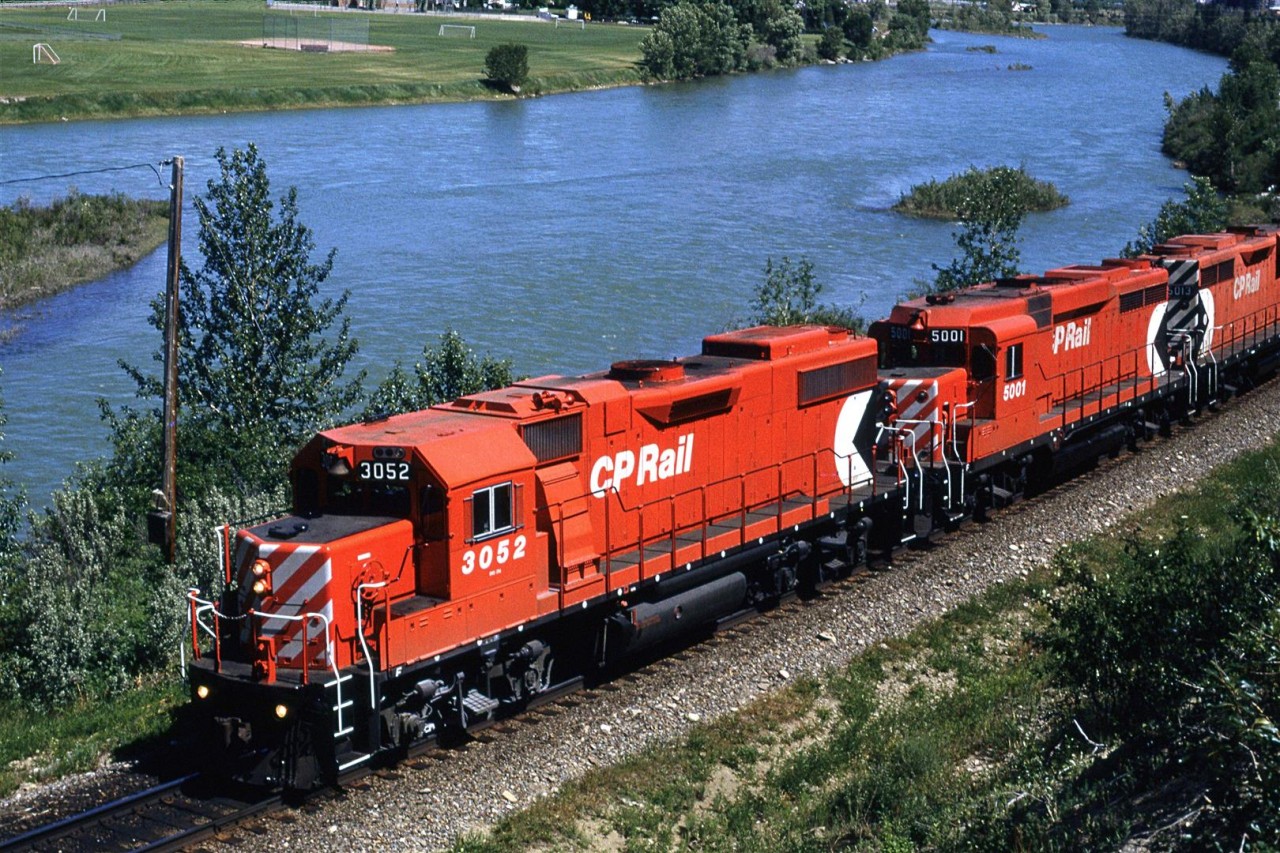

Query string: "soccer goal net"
[438, 24, 475, 38]
[32, 43, 60, 64]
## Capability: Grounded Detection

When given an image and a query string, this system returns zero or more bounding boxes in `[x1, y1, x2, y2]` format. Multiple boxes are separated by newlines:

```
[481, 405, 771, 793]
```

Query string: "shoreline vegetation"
[893, 165, 1069, 219]
[0, 192, 169, 312]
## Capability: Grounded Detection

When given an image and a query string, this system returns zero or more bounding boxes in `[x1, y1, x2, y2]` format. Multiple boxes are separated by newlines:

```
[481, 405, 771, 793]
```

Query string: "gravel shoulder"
[4, 378, 1278, 850]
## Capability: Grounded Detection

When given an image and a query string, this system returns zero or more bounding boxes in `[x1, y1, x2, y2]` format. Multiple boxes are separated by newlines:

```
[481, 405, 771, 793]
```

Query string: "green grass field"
[0, 0, 645, 122]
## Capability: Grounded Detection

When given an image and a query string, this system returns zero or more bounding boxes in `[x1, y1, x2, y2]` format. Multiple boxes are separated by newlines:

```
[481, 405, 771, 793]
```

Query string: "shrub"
[484, 43, 529, 93]
[0, 485, 173, 707]
[1042, 514, 1278, 738]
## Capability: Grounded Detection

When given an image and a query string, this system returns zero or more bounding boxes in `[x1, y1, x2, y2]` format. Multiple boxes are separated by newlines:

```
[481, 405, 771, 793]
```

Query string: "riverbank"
[0, 193, 168, 312]
[0, 0, 647, 124]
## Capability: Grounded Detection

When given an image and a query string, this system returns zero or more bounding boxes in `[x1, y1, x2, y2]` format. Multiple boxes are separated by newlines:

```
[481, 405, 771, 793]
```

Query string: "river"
[0, 26, 1228, 502]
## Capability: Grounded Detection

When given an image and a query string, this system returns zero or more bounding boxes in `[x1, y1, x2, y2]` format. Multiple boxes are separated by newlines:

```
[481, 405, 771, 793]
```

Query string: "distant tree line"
[1127, 0, 1280, 200]
[636, 0, 931, 80]
[934, 0, 1115, 35]
[1124, 0, 1263, 55]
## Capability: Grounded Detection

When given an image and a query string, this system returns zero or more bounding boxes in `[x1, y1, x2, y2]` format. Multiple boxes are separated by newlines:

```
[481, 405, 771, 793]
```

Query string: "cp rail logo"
[590, 433, 694, 497]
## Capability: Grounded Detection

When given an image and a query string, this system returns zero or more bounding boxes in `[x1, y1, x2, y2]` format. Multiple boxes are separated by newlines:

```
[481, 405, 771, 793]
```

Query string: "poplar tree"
[115, 144, 362, 496]
[363, 329, 514, 419]
[932, 168, 1027, 292]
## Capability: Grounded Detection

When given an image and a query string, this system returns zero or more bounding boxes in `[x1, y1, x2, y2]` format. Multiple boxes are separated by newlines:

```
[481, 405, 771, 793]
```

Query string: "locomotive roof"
[316, 325, 872, 488]
[880, 258, 1167, 329]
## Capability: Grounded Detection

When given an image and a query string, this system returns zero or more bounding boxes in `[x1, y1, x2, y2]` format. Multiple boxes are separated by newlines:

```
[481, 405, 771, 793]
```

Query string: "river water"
[0, 26, 1227, 502]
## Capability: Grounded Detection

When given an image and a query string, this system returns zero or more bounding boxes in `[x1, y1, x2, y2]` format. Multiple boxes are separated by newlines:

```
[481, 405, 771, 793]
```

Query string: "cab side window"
[1005, 343, 1024, 380]
[471, 482, 513, 540]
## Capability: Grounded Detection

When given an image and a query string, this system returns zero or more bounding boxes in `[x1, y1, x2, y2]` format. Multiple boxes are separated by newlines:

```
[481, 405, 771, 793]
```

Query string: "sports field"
[0, 0, 645, 122]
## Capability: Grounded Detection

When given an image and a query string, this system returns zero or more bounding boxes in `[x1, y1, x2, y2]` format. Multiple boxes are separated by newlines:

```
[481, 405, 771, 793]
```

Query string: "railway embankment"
[152, 373, 1279, 849]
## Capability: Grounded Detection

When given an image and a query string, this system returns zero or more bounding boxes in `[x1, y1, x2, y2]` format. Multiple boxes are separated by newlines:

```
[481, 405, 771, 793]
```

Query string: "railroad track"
[0, 774, 277, 852]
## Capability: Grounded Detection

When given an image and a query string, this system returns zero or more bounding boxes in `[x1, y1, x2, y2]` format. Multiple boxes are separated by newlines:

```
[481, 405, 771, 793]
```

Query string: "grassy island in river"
[0, 192, 169, 311]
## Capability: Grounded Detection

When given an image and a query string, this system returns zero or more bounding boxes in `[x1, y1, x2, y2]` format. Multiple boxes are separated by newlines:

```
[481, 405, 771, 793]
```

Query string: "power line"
[0, 160, 165, 188]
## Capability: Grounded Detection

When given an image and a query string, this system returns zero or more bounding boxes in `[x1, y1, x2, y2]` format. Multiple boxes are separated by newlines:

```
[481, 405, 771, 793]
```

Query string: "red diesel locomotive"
[186, 226, 1280, 789]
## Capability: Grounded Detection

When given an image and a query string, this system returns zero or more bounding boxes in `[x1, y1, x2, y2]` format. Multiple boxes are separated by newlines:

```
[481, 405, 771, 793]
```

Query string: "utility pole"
[149, 156, 183, 563]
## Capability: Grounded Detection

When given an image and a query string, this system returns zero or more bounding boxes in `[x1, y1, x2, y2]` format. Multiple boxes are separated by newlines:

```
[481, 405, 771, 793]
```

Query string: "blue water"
[0, 26, 1228, 501]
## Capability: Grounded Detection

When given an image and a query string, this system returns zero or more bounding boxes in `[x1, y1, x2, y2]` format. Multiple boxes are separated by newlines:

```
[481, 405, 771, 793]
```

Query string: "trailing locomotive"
[185, 226, 1280, 790]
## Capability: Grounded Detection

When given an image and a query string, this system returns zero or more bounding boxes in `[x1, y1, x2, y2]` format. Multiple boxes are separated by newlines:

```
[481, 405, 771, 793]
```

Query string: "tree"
[895, 0, 932, 39]
[931, 167, 1029, 292]
[751, 256, 863, 330]
[363, 330, 515, 418]
[115, 144, 362, 496]
[1122, 176, 1228, 257]
[818, 25, 845, 61]
[843, 6, 875, 53]
[759, 2, 806, 63]
[484, 43, 530, 94]
[640, 1, 751, 80]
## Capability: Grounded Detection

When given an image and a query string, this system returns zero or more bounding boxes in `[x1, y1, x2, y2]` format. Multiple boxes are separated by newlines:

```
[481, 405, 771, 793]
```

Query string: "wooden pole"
[159, 156, 183, 564]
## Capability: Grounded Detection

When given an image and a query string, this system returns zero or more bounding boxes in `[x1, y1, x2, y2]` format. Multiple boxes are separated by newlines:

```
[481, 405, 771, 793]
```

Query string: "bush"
[1043, 512, 1278, 739]
[485, 43, 529, 93]
[0, 485, 173, 707]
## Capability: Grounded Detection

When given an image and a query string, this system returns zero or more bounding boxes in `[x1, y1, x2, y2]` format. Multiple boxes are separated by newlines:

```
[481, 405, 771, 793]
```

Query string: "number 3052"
[461, 534, 527, 576]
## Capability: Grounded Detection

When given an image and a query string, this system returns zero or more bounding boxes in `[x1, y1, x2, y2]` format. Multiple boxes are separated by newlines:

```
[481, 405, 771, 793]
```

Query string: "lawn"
[0, 0, 646, 122]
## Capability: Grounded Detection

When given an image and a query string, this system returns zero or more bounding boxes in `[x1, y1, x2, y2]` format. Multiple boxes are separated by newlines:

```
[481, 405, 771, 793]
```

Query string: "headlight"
[252, 578, 270, 595]
[196, 684, 210, 699]
[252, 559, 270, 577]
[275, 704, 289, 719]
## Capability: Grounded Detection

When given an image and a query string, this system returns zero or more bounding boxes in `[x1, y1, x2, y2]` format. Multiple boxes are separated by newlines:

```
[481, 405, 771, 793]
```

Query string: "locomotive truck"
[185, 226, 1280, 790]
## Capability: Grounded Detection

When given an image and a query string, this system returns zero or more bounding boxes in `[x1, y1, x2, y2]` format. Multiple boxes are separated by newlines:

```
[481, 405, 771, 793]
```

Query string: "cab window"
[325, 477, 410, 517]
[471, 482, 513, 540]
[1006, 343, 1024, 379]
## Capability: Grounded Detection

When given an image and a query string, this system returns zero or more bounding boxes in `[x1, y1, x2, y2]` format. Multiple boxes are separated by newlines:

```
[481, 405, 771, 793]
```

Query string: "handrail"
[185, 589, 338, 685]
[355, 580, 390, 714]
[891, 418, 933, 512]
